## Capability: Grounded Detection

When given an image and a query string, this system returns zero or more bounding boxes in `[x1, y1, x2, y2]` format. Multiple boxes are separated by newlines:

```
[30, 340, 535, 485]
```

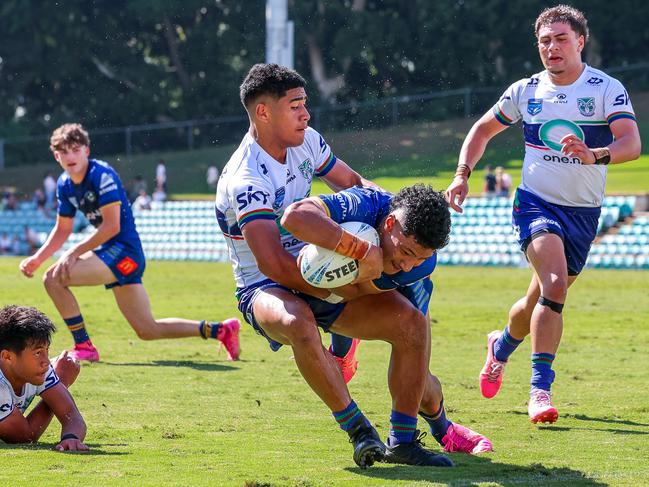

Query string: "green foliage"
[1, 259, 648, 485]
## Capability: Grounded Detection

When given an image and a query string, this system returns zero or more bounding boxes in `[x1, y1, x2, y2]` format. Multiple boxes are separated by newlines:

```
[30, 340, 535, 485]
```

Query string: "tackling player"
[0, 305, 88, 451]
[282, 183, 494, 457]
[19, 124, 240, 362]
[445, 5, 641, 423]
[217, 63, 453, 467]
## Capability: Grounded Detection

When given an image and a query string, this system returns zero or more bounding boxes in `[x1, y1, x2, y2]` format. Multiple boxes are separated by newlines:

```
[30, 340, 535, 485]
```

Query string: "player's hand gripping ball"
[300, 221, 379, 288]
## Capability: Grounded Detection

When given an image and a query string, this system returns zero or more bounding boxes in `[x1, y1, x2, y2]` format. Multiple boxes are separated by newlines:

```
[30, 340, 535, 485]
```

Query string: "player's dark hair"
[50, 123, 91, 152]
[0, 305, 56, 354]
[535, 4, 588, 42]
[390, 184, 451, 250]
[240, 63, 307, 110]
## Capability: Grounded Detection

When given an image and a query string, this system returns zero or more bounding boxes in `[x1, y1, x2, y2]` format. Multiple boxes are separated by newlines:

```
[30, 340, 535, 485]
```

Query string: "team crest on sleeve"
[577, 97, 595, 117]
[298, 159, 314, 182]
[527, 99, 543, 116]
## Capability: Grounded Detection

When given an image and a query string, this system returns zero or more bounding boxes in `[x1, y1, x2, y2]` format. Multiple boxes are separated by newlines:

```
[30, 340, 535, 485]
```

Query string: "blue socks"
[388, 410, 418, 445]
[420, 400, 452, 445]
[531, 352, 556, 391]
[330, 334, 353, 358]
[493, 326, 524, 362]
[64, 315, 90, 344]
[199, 320, 222, 340]
[333, 400, 368, 432]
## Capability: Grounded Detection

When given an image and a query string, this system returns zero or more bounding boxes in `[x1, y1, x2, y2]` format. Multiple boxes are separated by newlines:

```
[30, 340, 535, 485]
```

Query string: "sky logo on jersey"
[577, 97, 595, 117]
[236, 186, 270, 211]
[527, 99, 543, 116]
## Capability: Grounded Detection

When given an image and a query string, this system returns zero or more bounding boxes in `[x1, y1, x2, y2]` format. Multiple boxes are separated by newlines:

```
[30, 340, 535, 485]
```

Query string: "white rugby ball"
[300, 221, 380, 289]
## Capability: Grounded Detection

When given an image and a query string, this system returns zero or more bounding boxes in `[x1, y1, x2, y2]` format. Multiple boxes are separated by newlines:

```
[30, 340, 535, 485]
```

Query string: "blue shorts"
[95, 240, 146, 289]
[512, 188, 600, 275]
[236, 279, 347, 351]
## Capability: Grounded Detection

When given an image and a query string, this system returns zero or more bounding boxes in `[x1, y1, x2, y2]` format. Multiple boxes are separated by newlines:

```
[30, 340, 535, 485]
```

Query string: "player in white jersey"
[445, 5, 640, 424]
[0, 305, 88, 451]
[217, 63, 454, 468]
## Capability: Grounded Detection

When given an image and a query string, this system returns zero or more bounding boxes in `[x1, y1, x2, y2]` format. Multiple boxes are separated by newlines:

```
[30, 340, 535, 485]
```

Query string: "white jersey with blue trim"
[493, 65, 635, 207]
[216, 127, 338, 288]
[0, 364, 59, 421]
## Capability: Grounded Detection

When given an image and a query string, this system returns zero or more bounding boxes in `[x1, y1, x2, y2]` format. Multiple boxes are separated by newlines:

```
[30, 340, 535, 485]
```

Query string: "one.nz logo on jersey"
[577, 97, 595, 117]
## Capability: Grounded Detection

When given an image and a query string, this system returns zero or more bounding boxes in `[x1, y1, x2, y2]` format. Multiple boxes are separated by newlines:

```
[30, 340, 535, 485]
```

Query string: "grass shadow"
[0, 442, 128, 455]
[346, 454, 608, 486]
[102, 360, 237, 372]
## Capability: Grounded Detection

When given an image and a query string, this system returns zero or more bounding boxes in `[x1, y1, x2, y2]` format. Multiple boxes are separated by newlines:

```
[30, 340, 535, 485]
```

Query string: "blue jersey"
[318, 186, 437, 312]
[57, 159, 142, 252]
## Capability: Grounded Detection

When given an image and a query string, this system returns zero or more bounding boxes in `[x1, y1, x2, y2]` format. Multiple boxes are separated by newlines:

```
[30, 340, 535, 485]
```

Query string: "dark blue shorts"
[95, 241, 146, 289]
[512, 188, 600, 276]
[236, 279, 347, 351]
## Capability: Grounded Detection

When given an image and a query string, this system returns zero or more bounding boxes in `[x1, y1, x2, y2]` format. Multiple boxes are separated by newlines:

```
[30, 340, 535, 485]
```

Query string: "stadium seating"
[6, 195, 644, 270]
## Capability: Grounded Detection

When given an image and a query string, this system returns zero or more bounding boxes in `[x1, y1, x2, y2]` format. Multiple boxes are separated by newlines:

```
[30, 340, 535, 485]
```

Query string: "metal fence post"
[0, 139, 4, 170]
[125, 127, 132, 157]
[464, 88, 472, 118]
[187, 123, 194, 150]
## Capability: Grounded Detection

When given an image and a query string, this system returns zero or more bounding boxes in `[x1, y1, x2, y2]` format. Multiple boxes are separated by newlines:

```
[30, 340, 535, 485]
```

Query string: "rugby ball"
[300, 221, 380, 288]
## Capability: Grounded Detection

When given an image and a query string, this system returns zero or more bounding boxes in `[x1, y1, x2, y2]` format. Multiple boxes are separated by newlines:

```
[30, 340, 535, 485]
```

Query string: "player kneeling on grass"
[0, 305, 88, 451]
[283, 183, 493, 459]
[19, 123, 240, 363]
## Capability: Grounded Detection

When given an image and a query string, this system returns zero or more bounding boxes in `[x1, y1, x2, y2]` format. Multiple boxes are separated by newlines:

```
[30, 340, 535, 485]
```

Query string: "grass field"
[1, 257, 648, 486]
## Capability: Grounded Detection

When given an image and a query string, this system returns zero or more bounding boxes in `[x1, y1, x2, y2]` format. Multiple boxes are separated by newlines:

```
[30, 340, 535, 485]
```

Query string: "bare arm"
[19, 215, 74, 277]
[242, 219, 330, 298]
[560, 118, 641, 165]
[445, 111, 509, 212]
[41, 383, 88, 451]
[320, 158, 380, 192]
[281, 198, 382, 283]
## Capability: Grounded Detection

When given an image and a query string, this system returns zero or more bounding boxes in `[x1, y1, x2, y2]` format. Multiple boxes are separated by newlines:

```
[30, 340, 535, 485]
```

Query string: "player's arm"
[40, 382, 88, 451]
[242, 219, 330, 298]
[281, 197, 382, 283]
[446, 111, 509, 212]
[19, 214, 74, 278]
[320, 158, 380, 192]
[560, 118, 641, 165]
[51, 203, 121, 281]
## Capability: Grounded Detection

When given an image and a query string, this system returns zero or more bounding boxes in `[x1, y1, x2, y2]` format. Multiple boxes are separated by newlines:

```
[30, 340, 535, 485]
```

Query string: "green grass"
[1, 257, 648, 486]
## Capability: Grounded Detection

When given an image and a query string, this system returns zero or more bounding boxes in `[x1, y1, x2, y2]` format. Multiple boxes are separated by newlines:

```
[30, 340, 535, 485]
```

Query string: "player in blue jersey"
[19, 124, 240, 362]
[445, 5, 641, 423]
[282, 184, 493, 458]
[0, 305, 88, 451]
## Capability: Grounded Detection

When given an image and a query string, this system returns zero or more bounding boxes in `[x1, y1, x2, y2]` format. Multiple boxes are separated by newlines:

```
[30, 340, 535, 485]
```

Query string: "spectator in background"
[5, 193, 18, 211]
[11, 236, 21, 255]
[43, 172, 57, 210]
[155, 159, 167, 192]
[24, 226, 40, 255]
[152, 187, 167, 203]
[133, 189, 152, 210]
[206, 165, 219, 191]
[33, 188, 50, 217]
[130, 175, 148, 203]
[495, 166, 512, 197]
[0, 233, 11, 254]
[483, 165, 497, 197]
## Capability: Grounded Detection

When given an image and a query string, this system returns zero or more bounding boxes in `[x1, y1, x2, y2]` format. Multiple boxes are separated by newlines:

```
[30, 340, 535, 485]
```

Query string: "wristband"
[60, 433, 79, 441]
[592, 147, 611, 165]
[455, 163, 472, 179]
[334, 230, 371, 260]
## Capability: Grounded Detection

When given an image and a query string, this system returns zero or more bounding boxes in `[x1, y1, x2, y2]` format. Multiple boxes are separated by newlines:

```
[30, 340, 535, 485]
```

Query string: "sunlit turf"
[1, 257, 648, 486]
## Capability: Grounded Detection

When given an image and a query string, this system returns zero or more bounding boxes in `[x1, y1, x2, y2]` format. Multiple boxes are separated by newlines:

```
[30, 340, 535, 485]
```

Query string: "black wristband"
[60, 433, 79, 441]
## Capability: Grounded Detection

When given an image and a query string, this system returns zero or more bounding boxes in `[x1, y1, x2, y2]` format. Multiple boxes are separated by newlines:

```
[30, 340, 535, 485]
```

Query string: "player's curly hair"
[0, 305, 56, 353]
[390, 184, 451, 250]
[240, 63, 307, 109]
[535, 4, 588, 42]
[50, 123, 90, 152]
